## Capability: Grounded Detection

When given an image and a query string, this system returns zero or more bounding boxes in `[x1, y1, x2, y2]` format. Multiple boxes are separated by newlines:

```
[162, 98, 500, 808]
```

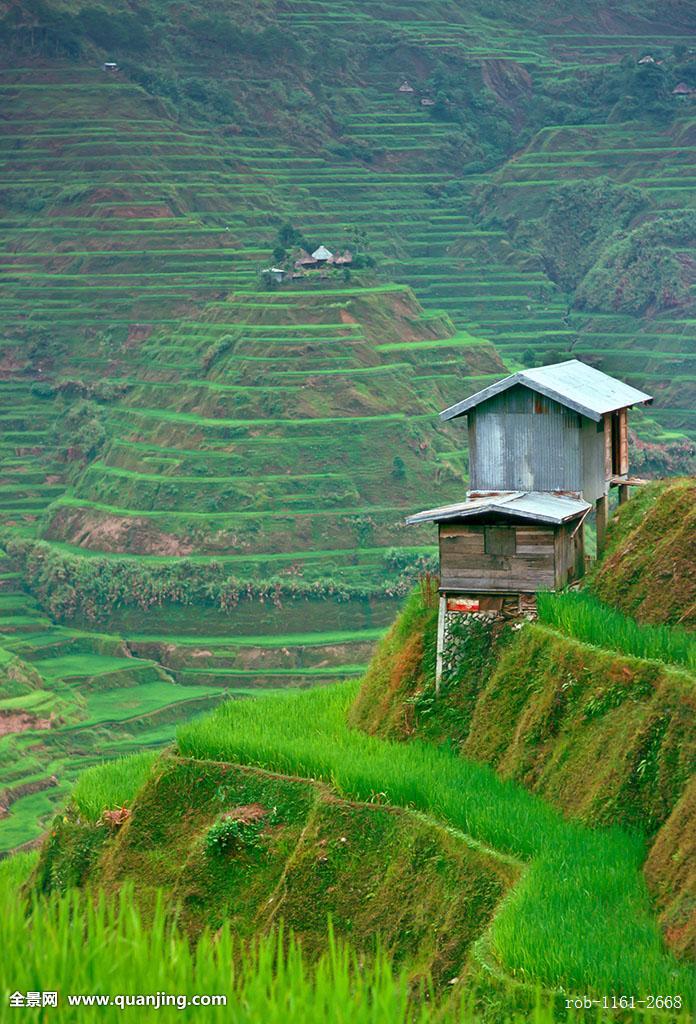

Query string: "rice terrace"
[0, 1, 695, 1021]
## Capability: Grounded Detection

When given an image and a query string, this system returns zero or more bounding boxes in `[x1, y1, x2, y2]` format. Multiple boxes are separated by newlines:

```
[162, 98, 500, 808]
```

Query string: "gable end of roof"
[440, 360, 652, 422]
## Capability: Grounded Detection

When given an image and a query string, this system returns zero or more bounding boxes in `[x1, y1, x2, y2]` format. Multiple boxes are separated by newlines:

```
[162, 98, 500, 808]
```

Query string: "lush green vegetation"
[5, 536, 434, 622]
[0, 861, 443, 1024]
[537, 591, 696, 671]
[590, 479, 696, 628]
[348, 579, 696, 961]
[176, 685, 692, 1001]
[71, 752, 158, 820]
[4, 853, 673, 1024]
[0, 0, 694, 875]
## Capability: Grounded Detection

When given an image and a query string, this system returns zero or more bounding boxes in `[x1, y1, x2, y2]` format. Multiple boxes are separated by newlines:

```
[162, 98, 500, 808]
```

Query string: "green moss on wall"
[591, 478, 696, 628]
[34, 756, 516, 988]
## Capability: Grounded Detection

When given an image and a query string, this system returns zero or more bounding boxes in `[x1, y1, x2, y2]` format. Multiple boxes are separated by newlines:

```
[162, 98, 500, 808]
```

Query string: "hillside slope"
[2, 2, 694, 450]
[29, 678, 694, 1016]
[2, 1, 695, 850]
[350, 597, 696, 959]
[591, 478, 696, 627]
[36, 756, 517, 991]
[349, 483, 696, 958]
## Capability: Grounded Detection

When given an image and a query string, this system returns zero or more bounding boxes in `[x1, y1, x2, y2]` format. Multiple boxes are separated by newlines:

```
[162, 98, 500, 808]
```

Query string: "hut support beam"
[435, 594, 446, 696]
[596, 495, 608, 555]
[618, 483, 630, 505]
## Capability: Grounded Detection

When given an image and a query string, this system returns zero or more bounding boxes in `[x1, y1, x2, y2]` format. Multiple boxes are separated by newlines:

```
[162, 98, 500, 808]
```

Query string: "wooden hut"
[438, 360, 652, 549]
[406, 360, 652, 687]
[407, 491, 588, 624]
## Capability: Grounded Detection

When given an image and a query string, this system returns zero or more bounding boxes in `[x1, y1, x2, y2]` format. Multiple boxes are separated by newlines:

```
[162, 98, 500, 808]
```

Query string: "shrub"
[4, 538, 425, 623]
[205, 816, 264, 855]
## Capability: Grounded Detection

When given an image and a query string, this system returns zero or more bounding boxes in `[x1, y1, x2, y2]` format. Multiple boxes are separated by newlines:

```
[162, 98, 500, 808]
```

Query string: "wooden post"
[435, 594, 446, 696]
[596, 495, 608, 556]
[618, 483, 630, 505]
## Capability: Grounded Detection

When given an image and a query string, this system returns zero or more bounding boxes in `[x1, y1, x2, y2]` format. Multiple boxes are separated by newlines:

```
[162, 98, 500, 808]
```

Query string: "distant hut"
[102, 62, 119, 71]
[398, 80, 414, 93]
[673, 82, 694, 96]
[329, 250, 353, 266]
[293, 245, 352, 273]
[637, 55, 656, 64]
[293, 248, 317, 270]
[262, 267, 286, 283]
[420, 97, 435, 106]
[311, 245, 333, 263]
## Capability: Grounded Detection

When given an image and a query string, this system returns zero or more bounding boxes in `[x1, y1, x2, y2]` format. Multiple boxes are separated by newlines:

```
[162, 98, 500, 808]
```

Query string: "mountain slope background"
[1, 0, 695, 850]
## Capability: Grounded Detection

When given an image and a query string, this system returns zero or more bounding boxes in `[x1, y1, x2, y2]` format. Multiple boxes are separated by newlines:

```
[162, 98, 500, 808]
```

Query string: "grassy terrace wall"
[35, 757, 517, 992]
[33, 682, 693, 1013]
[591, 479, 696, 628]
[350, 595, 696, 959]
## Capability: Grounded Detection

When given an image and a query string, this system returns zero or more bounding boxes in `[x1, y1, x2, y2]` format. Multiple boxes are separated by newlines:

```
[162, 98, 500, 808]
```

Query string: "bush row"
[5, 538, 435, 623]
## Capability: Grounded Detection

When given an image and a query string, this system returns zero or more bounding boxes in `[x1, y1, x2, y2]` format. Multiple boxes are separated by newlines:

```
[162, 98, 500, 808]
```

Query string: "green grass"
[1, 0, 695, 863]
[0, 788, 70, 853]
[537, 591, 696, 672]
[71, 752, 159, 820]
[32, 654, 155, 679]
[0, 860, 655, 1024]
[76, 681, 222, 728]
[176, 685, 692, 1003]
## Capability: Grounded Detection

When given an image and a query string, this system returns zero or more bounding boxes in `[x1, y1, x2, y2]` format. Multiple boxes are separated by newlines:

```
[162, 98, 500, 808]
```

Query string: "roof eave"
[406, 502, 588, 527]
[439, 375, 653, 423]
[521, 378, 603, 421]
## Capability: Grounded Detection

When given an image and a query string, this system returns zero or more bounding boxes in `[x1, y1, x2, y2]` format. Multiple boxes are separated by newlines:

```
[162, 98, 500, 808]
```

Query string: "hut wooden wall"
[554, 521, 585, 588]
[439, 522, 556, 593]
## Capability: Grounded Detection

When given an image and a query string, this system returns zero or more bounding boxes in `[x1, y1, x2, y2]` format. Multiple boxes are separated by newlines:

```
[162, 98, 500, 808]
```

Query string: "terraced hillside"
[1, 0, 695, 850]
[0, 553, 228, 854]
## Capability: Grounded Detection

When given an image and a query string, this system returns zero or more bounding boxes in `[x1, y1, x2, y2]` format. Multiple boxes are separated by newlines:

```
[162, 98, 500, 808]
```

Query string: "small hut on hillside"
[262, 266, 286, 283]
[406, 360, 652, 685]
[293, 245, 353, 272]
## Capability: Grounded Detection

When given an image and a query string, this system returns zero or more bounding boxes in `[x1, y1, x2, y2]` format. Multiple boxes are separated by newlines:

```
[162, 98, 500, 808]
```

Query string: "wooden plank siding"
[604, 409, 629, 478]
[439, 523, 556, 593]
[619, 408, 629, 475]
[604, 413, 613, 478]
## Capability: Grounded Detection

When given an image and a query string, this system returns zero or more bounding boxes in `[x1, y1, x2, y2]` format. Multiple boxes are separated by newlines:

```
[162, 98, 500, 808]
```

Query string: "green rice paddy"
[3, 857, 656, 1024]
[1, 0, 694, 860]
[176, 684, 692, 1001]
[537, 592, 696, 672]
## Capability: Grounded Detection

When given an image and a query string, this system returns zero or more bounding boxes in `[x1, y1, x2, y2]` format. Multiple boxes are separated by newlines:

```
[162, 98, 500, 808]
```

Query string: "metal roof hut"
[406, 360, 652, 688]
[262, 266, 286, 283]
[439, 360, 651, 514]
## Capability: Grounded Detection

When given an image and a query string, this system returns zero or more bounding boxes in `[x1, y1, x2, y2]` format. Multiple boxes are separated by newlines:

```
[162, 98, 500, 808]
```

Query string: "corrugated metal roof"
[312, 245, 333, 260]
[406, 491, 590, 526]
[440, 359, 652, 423]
